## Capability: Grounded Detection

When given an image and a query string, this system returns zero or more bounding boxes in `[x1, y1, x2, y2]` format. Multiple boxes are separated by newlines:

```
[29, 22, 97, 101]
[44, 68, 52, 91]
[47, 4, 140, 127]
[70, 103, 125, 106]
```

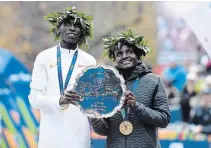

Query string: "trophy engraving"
[73, 64, 126, 118]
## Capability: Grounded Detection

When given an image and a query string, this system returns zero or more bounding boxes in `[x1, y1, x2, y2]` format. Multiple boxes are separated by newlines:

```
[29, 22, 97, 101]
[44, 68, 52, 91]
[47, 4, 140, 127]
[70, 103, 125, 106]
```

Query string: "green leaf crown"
[44, 6, 93, 47]
[102, 29, 152, 60]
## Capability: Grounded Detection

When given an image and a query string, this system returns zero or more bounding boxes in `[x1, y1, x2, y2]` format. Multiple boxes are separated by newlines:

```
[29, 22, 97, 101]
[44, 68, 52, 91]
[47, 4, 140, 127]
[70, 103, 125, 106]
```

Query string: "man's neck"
[60, 40, 77, 50]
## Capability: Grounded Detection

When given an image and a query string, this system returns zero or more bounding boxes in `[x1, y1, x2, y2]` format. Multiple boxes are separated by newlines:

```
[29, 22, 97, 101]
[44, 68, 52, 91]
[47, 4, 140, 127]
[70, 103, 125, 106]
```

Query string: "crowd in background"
[162, 45, 211, 135]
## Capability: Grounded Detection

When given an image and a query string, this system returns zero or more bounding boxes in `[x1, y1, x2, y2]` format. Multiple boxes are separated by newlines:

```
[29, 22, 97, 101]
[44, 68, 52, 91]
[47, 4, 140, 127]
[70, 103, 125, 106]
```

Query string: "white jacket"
[29, 45, 96, 148]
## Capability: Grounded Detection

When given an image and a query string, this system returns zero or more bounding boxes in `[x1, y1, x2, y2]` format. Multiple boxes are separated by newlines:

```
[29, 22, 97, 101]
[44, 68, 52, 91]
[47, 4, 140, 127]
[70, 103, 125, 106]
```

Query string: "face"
[59, 19, 82, 44]
[202, 94, 211, 107]
[114, 44, 139, 70]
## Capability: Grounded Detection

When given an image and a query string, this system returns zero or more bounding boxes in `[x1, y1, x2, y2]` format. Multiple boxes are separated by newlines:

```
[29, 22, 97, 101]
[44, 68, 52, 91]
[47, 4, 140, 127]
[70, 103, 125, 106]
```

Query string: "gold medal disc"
[119, 121, 133, 135]
[49, 62, 57, 68]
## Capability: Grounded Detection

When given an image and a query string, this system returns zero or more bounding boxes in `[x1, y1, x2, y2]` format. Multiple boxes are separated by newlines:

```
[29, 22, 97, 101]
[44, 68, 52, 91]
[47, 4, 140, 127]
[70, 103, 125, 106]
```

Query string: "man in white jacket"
[28, 6, 96, 148]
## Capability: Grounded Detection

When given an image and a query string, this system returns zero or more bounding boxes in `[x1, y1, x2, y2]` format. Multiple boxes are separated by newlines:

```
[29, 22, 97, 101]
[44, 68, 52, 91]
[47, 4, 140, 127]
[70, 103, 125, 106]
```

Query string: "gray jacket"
[91, 63, 171, 148]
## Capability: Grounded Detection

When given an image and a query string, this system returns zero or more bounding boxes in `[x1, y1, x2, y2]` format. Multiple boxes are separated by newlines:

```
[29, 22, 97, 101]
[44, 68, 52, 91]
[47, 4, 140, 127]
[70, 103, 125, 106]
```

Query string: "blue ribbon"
[57, 46, 78, 96]
[121, 79, 139, 120]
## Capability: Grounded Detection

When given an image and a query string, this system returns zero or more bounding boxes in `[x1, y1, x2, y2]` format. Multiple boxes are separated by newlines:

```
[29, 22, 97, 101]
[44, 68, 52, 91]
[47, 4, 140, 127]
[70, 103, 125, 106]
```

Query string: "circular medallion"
[119, 121, 133, 135]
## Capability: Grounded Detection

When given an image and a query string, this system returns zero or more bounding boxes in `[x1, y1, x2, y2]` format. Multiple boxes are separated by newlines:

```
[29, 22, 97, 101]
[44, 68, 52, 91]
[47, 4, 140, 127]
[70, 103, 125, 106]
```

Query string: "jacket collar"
[58, 43, 79, 55]
[116, 61, 152, 82]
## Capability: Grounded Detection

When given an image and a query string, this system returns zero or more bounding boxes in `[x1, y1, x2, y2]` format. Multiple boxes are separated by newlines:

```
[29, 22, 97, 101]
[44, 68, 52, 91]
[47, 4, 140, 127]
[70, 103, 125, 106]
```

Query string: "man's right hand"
[59, 90, 82, 106]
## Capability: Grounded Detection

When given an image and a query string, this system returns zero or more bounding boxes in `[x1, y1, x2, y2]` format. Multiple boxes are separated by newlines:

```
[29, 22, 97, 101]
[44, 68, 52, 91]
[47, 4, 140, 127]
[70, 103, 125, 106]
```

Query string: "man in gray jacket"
[90, 29, 171, 148]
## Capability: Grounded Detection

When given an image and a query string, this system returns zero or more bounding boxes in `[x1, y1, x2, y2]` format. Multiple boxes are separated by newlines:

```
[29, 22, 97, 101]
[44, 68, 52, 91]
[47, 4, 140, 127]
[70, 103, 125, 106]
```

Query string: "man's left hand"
[125, 90, 136, 107]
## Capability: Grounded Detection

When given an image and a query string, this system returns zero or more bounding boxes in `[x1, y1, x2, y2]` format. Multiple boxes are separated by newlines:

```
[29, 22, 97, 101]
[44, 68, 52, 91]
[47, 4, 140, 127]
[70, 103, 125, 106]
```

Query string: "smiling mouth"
[121, 60, 132, 64]
[67, 33, 76, 37]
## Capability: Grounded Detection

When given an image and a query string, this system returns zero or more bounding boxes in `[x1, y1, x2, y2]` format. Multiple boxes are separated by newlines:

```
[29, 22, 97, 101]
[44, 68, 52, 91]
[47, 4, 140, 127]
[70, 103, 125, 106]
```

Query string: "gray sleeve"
[131, 78, 171, 128]
[90, 118, 109, 136]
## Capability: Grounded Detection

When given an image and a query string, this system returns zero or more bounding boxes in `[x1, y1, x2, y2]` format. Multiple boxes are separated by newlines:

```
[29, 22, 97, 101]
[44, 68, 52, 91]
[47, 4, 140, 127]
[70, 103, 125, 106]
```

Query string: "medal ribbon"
[57, 46, 78, 96]
[121, 79, 139, 121]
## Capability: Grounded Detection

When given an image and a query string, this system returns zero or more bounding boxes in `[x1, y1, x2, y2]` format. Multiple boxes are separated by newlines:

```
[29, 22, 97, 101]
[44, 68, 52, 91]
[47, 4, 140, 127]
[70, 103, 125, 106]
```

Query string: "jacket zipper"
[124, 80, 129, 148]
[125, 136, 127, 148]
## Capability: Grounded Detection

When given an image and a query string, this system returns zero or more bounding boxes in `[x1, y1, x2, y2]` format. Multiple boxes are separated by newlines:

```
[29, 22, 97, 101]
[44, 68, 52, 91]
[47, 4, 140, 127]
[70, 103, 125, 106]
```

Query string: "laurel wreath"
[44, 6, 93, 47]
[102, 29, 152, 60]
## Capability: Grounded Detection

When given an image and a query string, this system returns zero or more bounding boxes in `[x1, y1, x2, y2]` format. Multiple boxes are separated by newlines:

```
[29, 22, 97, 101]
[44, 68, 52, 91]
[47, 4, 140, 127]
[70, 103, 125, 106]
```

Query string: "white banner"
[183, 2, 211, 58]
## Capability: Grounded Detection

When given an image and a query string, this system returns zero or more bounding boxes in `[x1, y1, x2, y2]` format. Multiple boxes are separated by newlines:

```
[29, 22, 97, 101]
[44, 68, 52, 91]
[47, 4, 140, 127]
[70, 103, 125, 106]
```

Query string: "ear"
[57, 27, 62, 36]
[56, 23, 64, 36]
[133, 47, 141, 59]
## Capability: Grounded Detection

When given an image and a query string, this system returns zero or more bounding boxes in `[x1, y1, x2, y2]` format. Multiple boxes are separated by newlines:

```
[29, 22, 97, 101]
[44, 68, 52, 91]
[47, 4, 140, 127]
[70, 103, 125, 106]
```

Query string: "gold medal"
[49, 62, 57, 68]
[119, 121, 133, 135]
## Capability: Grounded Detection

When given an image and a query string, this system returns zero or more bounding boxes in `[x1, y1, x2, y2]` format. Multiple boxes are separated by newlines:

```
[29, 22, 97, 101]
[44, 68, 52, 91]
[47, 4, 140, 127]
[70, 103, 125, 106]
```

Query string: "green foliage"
[102, 29, 152, 60]
[44, 6, 93, 47]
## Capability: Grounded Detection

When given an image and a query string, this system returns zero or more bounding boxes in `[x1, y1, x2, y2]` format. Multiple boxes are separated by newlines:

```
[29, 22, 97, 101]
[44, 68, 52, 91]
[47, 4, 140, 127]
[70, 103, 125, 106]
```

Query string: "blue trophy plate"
[73, 64, 126, 118]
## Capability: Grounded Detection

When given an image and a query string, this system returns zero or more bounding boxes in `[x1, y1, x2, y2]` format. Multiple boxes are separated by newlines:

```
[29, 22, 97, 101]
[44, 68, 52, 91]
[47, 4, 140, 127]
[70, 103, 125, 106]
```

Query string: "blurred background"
[1, 1, 211, 148]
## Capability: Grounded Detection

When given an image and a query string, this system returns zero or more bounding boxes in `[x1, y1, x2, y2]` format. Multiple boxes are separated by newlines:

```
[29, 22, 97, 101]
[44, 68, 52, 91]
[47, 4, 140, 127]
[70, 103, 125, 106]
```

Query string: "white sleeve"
[91, 56, 97, 65]
[28, 53, 67, 113]
[93, 58, 97, 65]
